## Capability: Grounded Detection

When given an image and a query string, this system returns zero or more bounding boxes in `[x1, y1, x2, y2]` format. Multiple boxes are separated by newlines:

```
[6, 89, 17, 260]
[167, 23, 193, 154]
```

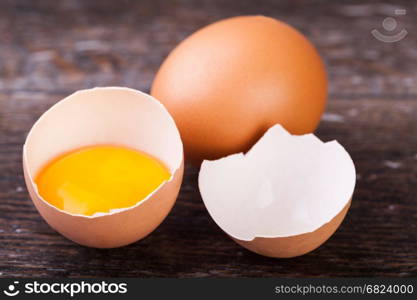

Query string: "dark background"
[0, 0, 416, 277]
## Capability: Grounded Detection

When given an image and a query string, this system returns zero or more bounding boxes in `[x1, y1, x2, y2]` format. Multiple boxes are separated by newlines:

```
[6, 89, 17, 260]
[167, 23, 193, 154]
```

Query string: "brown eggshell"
[151, 15, 327, 162]
[233, 201, 351, 258]
[24, 162, 184, 248]
[23, 87, 184, 248]
[199, 125, 356, 258]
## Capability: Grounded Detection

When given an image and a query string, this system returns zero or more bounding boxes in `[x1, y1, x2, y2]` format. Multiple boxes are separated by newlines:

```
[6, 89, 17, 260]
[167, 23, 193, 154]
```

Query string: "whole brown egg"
[151, 15, 327, 163]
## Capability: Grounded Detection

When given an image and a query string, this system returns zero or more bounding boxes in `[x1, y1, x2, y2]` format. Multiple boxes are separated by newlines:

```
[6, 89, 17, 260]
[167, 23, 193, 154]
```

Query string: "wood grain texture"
[0, 0, 416, 277]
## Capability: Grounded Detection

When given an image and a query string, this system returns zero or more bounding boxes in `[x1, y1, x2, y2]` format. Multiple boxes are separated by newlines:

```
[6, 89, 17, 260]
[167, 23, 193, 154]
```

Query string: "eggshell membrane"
[198, 124, 355, 258]
[151, 15, 327, 163]
[23, 87, 184, 248]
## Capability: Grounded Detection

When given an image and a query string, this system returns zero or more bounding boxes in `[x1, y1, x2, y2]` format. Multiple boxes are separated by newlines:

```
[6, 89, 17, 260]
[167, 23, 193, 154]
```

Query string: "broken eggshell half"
[198, 124, 355, 258]
[23, 87, 184, 248]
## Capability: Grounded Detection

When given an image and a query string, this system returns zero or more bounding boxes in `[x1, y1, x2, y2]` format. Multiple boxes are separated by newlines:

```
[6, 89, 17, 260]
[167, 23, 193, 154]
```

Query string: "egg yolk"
[35, 145, 171, 216]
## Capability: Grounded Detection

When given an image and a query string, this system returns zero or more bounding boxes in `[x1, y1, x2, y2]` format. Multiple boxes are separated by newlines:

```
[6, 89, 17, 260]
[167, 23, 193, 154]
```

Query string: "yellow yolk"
[35, 145, 171, 216]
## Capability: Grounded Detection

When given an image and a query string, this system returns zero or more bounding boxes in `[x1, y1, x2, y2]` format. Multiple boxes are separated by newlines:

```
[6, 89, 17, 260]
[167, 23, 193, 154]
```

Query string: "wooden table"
[1, 0, 416, 277]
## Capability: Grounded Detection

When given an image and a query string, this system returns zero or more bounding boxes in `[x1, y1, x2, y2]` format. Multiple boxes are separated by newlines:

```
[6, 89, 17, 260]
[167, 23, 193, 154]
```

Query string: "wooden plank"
[0, 0, 416, 98]
[1, 93, 416, 277]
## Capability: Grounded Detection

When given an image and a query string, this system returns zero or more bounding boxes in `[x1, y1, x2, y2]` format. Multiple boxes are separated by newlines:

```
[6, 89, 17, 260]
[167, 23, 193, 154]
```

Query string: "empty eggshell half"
[23, 87, 184, 248]
[198, 124, 355, 258]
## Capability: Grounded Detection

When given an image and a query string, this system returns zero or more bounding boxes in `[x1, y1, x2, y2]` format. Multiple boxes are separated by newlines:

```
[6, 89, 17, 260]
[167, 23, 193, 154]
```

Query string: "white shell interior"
[23, 87, 183, 216]
[198, 124, 356, 241]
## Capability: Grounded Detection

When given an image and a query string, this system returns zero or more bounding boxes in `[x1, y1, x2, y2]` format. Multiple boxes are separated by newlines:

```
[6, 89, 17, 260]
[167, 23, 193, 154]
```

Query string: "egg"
[151, 15, 327, 162]
[23, 87, 184, 248]
[198, 125, 355, 258]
